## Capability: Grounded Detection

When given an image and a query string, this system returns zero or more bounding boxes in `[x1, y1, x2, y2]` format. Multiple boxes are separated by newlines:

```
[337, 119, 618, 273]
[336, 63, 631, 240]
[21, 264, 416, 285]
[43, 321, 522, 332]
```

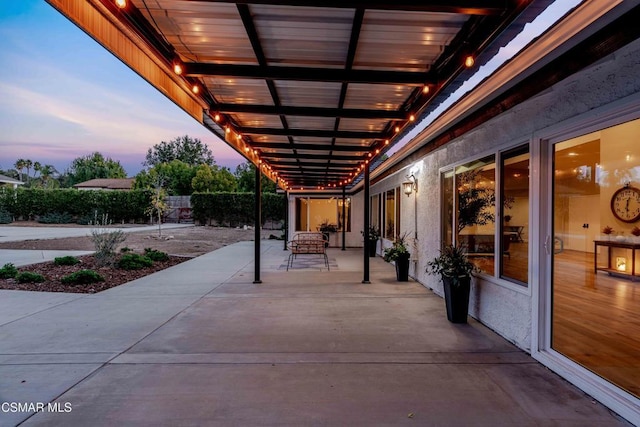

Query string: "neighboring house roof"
[73, 178, 134, 190]
[0, 174, 24, 185]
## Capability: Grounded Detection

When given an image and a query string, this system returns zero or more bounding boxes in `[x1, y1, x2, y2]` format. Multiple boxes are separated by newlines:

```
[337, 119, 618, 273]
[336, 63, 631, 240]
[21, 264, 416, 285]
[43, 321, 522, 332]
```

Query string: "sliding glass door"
[550, 118, 640, 399]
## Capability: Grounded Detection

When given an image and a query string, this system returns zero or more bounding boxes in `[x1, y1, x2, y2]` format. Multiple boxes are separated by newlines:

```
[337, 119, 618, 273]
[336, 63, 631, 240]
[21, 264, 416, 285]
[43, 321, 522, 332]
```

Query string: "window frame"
[440, 143, 531, 289]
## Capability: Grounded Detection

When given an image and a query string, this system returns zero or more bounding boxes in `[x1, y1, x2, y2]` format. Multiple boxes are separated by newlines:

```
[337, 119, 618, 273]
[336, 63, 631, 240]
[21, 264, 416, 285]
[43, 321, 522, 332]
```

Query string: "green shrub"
[191, 192, 285, 226]
[38, 212, 73, 224]
[0, 208, 12, 224]
[117, 253, 153, 270]
[54, 256, 81, 266]
[0, 263, 18, 279]
[16, 272, 45, 283]
[144, 248, 169, 261]
[5, 188, 152, 222]
[120, 247, 132, 253]
[61, 269, 104, 285]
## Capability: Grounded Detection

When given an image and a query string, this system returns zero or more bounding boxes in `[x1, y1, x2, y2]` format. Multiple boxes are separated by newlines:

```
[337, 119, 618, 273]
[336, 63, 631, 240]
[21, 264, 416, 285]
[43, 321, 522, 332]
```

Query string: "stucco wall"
[370, 37, 640, 351]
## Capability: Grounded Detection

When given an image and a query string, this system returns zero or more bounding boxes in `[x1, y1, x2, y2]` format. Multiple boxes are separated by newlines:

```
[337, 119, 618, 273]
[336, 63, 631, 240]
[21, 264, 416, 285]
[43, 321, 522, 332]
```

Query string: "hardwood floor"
[467, 241, 529, 284]
[553, 249, 640, 398]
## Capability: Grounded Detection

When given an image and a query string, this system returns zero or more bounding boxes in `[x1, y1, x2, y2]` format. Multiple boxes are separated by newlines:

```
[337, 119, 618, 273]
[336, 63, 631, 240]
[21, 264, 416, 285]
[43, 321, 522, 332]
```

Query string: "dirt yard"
[0, 224, 281, 293]
[0, 223, 279, 257]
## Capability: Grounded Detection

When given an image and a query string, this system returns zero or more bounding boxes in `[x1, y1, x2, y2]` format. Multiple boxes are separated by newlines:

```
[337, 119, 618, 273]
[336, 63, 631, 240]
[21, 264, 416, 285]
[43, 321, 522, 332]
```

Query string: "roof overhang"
[365, 0, 640, 188]
[47, 0, 555, 191]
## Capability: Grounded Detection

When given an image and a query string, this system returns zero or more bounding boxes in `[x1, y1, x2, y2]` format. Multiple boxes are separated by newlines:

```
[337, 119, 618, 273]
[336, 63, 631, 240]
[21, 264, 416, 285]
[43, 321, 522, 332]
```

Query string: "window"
[441, 146, 529, 284]
[455, 156, 496, 274]
[385, 189, 396, 239]
[500, 146, 529, 284]
[370, 194, 380, 232]
[442, 170, 454, 247]
[295, 197, 351, 232]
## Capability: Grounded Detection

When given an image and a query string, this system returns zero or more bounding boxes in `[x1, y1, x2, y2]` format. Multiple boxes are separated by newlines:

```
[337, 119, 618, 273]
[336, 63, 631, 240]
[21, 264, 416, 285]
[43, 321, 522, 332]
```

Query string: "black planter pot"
[442, 275, 471, 323]
[395, 256, 410, 281]
[368, 240, 377, 257]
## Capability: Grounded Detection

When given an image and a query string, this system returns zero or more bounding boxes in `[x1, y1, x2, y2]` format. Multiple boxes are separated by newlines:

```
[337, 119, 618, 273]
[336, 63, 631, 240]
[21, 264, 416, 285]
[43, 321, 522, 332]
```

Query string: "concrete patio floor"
[0, 240, 629, 426]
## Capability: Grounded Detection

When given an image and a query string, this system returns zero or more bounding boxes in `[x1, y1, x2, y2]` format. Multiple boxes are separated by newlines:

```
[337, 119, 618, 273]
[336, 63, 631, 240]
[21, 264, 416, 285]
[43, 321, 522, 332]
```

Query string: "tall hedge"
[191, 192, 285, 226]
[0, 188, 152, 222]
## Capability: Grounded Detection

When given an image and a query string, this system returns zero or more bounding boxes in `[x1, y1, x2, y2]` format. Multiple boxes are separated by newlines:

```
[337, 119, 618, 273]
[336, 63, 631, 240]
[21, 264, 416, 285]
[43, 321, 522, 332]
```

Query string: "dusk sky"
[1, 1, 580, 177]
[0, 0, 245, 177]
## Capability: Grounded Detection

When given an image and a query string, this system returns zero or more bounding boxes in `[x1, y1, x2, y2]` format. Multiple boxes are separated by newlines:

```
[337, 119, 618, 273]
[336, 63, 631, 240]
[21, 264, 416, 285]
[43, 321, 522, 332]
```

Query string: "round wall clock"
[610, 185, 640, 223]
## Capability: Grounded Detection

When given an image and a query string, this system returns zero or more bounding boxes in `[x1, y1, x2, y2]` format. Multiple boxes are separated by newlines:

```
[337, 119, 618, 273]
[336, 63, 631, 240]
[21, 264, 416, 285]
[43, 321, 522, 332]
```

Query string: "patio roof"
[47, 0, 553, 191]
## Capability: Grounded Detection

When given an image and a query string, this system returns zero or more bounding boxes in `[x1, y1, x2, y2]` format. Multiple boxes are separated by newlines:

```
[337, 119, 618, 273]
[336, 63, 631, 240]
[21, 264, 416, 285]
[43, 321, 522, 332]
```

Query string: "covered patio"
[0, 240, 625, 425]
[45, 0, 557, 282]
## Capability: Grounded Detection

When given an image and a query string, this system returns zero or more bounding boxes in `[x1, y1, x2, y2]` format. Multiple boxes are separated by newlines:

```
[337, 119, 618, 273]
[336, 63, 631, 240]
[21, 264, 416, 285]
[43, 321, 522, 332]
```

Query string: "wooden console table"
[593, 240, 640, 281]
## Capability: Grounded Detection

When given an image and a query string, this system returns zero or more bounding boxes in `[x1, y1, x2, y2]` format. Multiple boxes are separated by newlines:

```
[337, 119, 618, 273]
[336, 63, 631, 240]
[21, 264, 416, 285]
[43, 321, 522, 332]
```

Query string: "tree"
[144, 135, 215, 167]
[24, 159, 33, 183]
[191, 164, 215, 193]
[38, 164, 58, 189]
[14, 159, 26, 182]
[215, 167, 237, 192]
[456, 169, 495, 234]
[235, 162, 276, 193]
[192, 165, 238, 193]
[146, 184, 169, 237]
[66, 152, 127, 186]
[33, 161, 42, 180]
[135, 160, 196, 195]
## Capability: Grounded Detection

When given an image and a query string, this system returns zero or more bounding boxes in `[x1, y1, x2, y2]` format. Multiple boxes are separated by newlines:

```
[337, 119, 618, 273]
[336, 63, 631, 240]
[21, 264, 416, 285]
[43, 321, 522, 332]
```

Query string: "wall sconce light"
[403, 174, 417, 197]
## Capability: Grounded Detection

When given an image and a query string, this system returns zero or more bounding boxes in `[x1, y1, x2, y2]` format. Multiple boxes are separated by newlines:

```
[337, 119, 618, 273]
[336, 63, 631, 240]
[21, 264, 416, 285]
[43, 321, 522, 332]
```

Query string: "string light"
[115, 0, 127, 8]
[464, 55, 475, 68]
[409, 114, 415, 122]
[385, 139, 390, 145]
[225, 126, 230, 134]
[422, 85, 430, 94]
[395, 126, 400, 133]
[191, 84, 199, 94]
[213, 113, 220, 122]
[173, 61, 183, 75]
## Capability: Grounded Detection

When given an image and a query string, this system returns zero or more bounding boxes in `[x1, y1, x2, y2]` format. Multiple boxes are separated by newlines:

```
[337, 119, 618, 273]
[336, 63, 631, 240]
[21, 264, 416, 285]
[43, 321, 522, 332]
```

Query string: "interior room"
[552, 118, 640, 399]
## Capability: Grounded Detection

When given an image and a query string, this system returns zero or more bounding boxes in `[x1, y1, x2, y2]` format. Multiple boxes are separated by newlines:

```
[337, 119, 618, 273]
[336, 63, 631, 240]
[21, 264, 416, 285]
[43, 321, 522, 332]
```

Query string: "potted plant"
[383, 233, 411, 281]
[602, 225, 614, 241]
[318, 220, 338, 247]
[426, 245, 478, 323]
[631, 226, 640, 243]
[361, 226, 380, 257]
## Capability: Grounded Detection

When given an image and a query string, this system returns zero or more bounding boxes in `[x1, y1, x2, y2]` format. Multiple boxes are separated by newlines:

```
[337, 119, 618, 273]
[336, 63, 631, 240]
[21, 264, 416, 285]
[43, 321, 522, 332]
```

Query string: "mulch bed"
[0, 254, 189, 294]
